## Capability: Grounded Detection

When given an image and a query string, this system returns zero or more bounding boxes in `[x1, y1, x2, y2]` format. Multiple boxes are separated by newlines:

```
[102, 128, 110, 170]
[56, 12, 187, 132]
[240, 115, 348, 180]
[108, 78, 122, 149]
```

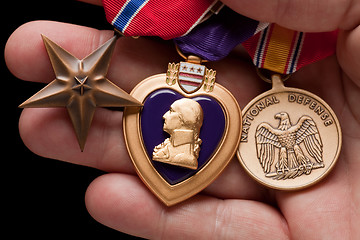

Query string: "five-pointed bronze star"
[20, 35, 142, 151]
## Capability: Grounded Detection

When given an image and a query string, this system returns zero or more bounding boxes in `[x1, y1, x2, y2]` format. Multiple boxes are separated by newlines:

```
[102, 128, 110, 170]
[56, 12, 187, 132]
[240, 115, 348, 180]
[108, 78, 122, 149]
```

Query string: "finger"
[337, 27, 360, 157]
[78, 0, 102, 6]
[5, 21, 177, 91]
[222, 0, 359, 31]
[5, 21, 106, 82]
[337, 27, 360, 237]
[19, 107, 134, 173]
[338, 27, 360, 85]
[5, 21, 111, 84]
[203, 160, 270, 201]
[85, 173, 290, 239]
[275, 156, 353, 239]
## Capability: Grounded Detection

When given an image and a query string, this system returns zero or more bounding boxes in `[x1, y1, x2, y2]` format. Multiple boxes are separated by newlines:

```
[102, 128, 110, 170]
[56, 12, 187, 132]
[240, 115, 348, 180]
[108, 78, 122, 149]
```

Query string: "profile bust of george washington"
[152, 98, 203, 170]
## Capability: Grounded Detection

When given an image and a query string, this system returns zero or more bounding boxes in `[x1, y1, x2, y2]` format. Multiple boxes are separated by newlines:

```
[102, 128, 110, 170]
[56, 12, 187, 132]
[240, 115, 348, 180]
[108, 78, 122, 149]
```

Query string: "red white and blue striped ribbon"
[102, 0, 218, 40]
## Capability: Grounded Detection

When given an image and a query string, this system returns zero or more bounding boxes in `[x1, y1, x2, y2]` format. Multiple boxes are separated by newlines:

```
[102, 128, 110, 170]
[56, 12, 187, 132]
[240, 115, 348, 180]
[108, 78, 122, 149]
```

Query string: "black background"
[3, 1, 141, 238]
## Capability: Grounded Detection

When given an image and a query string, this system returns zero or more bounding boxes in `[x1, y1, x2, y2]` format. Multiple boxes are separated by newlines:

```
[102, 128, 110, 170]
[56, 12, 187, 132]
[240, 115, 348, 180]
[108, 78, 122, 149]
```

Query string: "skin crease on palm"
[5, 0, 360, 239]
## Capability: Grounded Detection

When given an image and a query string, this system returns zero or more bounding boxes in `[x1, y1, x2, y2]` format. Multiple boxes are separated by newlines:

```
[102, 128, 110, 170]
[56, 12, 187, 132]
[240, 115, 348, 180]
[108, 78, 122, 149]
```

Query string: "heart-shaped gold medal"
[123, 59, 241, 206]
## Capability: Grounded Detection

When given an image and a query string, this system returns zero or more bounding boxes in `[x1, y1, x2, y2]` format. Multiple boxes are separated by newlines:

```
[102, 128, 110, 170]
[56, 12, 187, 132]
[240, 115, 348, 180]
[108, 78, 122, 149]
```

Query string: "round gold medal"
[237, 75, 342, 190]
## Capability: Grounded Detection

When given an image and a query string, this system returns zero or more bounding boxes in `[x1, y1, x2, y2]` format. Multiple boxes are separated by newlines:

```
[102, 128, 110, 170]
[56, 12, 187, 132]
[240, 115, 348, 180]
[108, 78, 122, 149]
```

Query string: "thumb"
[221, 0, 359, 32]
[337, 26, 360, 122]
[85, 174, 290, 239]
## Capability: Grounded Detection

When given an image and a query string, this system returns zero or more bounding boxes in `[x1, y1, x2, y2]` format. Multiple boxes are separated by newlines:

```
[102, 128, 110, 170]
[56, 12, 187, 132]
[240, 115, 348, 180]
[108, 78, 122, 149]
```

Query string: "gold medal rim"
[237, 85, 342, 191]
[123, 73, 242, 206]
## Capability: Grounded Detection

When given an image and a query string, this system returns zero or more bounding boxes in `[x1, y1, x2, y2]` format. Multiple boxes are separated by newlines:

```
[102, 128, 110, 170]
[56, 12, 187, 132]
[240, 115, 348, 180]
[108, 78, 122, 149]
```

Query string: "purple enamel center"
[140, 89, 226, 185]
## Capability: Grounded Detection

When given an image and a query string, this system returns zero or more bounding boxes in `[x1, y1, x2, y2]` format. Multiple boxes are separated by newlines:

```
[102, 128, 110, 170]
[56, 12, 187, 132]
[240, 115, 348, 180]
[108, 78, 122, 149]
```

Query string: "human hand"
[5, 0, 359, 238]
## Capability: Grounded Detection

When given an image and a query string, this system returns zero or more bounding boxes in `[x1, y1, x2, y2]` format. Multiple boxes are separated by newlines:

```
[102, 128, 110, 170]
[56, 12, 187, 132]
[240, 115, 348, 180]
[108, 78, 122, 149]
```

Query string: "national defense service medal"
[123, 56, 241, 206]
[237, 74, 342, 190]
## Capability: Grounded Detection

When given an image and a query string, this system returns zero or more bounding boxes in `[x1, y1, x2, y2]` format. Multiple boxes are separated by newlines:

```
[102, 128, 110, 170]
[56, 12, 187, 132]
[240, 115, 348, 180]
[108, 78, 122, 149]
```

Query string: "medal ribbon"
[242, 24, 338, 74]
[103, 1, 267, 60]
[103, 1, 337, 68]
[102, 0, 218, 40]
[174, 7, 268, 62]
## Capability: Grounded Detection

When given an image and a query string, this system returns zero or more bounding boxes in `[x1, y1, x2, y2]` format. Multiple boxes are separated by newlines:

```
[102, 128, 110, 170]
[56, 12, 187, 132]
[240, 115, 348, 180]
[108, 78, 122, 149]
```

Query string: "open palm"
[5, 0, 360, 238]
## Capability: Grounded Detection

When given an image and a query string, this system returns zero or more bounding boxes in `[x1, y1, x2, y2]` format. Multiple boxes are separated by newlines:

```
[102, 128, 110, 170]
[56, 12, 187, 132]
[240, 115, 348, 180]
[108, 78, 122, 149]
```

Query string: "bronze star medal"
[20, 35, 142, 151]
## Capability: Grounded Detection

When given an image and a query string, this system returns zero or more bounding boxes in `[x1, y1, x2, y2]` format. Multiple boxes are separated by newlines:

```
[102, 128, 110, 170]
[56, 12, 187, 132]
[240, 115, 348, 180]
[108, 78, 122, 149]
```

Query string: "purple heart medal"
[112, 5, 267, 205]
[123, 56, 241, 206]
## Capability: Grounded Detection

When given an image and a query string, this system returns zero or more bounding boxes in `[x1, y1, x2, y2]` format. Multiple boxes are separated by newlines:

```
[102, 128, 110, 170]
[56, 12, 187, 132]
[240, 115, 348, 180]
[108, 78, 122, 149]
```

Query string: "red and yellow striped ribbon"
[243, 24, 338, 74]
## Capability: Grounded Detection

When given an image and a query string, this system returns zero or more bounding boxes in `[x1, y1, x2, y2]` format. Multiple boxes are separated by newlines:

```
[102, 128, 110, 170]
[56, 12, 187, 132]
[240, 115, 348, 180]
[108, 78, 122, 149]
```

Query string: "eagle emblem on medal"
[256, 112, 324, 180]
[123, 57, 241, 206]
